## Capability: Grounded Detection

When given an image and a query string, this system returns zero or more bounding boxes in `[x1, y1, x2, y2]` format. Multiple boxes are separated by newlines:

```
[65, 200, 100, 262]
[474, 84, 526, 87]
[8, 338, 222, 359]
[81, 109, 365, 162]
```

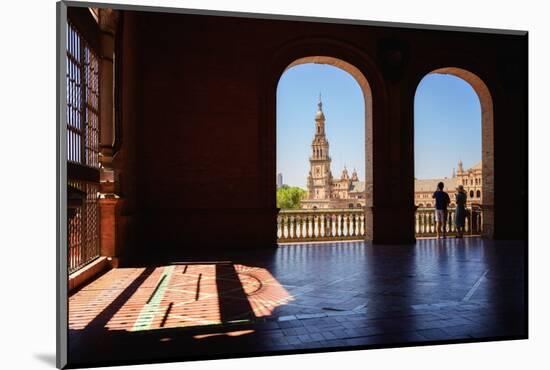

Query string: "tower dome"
[351, 168, 359, 181]
[315, 93, 325, 120]
[341, 166, 349, 180]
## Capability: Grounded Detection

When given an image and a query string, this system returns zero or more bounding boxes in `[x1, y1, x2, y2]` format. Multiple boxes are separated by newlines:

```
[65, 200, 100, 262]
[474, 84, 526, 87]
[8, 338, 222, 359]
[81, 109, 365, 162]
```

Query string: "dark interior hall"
[60, 2, 527, 368]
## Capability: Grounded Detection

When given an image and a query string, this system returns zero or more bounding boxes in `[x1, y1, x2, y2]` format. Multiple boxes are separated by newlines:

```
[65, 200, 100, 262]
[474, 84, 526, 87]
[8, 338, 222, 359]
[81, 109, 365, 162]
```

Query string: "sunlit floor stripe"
[131, 265, 175, 332]
[168, 313, 220, 326]
[462, 269, 489, 302]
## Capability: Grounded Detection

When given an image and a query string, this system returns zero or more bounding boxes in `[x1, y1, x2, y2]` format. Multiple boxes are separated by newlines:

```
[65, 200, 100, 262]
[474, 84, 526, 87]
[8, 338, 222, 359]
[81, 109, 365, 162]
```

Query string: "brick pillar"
[98, 8, 117, 169]
[364, 206, 374, 240]
[371, 58, 416, 244]
[98, 9, 121, 265]
[99, 197, 120, 266]
[373, 207, 416, 244]
[481, 204, 494, 239]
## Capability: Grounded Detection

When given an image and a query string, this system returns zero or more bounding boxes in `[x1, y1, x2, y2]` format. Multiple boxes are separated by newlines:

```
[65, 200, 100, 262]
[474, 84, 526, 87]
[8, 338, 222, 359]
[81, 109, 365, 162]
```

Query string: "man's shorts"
[435, 209, 446, 223]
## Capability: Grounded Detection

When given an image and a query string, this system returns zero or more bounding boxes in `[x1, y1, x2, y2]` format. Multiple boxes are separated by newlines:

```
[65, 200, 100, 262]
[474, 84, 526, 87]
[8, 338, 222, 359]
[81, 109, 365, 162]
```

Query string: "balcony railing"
[277, 209, 366, 243]
[277, 207, 483, 243]
[415, 207, 482, 237]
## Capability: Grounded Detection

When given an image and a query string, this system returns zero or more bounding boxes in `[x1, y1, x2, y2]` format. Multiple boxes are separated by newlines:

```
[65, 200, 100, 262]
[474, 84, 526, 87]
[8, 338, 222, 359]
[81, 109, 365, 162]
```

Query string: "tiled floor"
[68, 238, 526, 367]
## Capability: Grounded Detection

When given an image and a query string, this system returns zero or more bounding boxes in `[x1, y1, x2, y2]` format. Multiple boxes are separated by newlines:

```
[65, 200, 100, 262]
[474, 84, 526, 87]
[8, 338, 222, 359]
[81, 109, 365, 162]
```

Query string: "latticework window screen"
[66, 21, 100, 169]
[68, 181, 100, 273]
[66, 20, 101, 273]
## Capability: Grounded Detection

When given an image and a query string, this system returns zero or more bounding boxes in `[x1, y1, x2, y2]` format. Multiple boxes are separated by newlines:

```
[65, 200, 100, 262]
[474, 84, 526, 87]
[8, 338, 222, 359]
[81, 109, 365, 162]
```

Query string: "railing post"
[342, 214, 347, 237]
[301, 215, 304, 238]
[346, 214, 353, 238]
[297, 215, 302, 239]
[278, 214, 282, 239]
[292, 215, 298, 239]
[314, 215, 319, 238]
[466, 210, 470, 234]
[285, 216, 291, 239]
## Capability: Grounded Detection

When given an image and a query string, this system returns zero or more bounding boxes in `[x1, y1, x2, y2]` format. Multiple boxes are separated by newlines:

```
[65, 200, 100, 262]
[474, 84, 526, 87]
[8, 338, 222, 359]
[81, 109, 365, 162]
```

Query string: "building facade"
[414, 160, 483, 207]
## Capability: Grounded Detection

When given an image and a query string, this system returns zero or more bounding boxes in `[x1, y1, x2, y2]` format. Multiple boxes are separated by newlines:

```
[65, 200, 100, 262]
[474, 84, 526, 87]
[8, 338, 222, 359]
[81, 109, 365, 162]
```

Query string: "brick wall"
[115, 10, 527, 256]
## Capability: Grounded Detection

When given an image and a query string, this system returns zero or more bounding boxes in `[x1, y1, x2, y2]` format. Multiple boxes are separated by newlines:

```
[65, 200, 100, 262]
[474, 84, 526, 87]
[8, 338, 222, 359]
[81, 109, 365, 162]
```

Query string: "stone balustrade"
[277, 209, 366, 243]
[415, 207, 483, 237]
[277, 207, 483, 243]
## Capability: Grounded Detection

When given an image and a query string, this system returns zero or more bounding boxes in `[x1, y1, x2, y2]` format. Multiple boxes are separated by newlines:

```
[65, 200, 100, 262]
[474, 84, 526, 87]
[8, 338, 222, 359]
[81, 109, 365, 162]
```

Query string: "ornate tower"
[307, 95, 332, 201]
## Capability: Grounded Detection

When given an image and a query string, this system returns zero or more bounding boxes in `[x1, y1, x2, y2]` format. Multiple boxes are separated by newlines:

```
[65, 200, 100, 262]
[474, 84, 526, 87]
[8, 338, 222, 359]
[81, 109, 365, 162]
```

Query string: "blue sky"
[414, 73, 482, 179]
[276, 64, 481, 188]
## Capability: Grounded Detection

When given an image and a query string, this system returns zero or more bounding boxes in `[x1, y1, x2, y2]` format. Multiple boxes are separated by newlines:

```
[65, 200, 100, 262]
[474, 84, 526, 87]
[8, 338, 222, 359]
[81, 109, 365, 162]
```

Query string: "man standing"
[432, 182, 451, 238]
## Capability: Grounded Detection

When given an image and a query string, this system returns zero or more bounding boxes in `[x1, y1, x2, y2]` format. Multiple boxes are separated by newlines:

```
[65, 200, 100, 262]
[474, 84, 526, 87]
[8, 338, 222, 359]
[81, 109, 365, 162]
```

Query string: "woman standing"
[455, 185, 467, 238]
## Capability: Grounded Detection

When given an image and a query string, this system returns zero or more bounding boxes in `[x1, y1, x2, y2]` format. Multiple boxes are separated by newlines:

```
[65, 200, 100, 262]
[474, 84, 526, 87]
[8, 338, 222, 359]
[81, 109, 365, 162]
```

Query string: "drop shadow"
[33, 353, 56, 367]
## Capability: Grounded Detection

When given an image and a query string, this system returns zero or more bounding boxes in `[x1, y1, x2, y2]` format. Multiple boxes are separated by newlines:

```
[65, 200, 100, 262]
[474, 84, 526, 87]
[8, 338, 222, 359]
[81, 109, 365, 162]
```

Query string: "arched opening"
[414, 67, 494, 238]
[275, 56, 374, 243]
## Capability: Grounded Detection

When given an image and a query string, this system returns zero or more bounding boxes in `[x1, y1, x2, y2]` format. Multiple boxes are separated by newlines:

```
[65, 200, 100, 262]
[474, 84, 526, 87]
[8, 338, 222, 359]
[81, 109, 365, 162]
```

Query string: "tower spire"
[315, 93, 325, 122]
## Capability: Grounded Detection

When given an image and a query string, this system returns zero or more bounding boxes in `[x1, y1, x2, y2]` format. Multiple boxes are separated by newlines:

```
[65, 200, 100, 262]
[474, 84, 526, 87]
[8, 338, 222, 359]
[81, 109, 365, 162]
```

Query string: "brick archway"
[279, 56, 375, 240]
[424, 67, 495, 238]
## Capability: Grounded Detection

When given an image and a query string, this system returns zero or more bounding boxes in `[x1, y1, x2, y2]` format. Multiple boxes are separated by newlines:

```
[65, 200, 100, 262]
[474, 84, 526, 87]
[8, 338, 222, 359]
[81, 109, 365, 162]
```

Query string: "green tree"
[276, 185, 307, 209]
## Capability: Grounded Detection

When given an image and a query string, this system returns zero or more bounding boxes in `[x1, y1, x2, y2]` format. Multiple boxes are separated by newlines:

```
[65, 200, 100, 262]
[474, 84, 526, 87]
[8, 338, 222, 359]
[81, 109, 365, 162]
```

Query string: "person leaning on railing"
[432, 182, 451, 239]
[454, 185, 467, 238]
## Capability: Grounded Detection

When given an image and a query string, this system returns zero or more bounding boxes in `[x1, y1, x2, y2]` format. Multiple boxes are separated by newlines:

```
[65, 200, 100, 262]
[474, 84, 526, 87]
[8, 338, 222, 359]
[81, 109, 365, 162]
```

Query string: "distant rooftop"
[415, 178, 458, 192]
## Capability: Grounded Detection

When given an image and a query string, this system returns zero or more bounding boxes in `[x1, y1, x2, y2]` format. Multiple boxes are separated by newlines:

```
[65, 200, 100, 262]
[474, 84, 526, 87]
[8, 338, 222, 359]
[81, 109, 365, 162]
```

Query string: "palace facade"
[414, 160, 483, 208]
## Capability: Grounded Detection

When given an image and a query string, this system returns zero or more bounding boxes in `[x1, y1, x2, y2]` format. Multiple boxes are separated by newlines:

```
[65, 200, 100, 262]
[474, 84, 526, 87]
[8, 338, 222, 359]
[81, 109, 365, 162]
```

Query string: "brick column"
[98, 9, 118, 173]
[364, 206, 374, 240]
[481, 204, 494, 239]
[98, 9, 121, 265]
[371, 55, 416, 244]
[98, 197, 120, 266]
